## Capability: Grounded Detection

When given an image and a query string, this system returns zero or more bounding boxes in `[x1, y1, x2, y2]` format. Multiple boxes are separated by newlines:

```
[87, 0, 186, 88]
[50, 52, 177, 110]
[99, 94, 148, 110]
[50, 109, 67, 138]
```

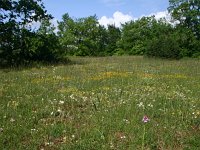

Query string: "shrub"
[146, 33, 182, 59]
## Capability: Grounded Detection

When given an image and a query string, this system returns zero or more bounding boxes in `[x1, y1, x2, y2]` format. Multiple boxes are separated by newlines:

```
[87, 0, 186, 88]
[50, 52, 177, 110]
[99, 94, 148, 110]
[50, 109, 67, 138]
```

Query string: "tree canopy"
[169, 0, 200, 38]
[0, 0, 56, 66]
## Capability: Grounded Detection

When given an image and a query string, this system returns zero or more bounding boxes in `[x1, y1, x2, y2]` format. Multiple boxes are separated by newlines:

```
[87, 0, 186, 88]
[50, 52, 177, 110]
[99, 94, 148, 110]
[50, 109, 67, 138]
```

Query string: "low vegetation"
[0, 56, 199, 149]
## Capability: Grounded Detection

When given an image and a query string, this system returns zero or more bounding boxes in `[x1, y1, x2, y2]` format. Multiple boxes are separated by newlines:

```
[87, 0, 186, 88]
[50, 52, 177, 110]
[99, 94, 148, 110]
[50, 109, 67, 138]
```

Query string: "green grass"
[0, 56, 200, 149]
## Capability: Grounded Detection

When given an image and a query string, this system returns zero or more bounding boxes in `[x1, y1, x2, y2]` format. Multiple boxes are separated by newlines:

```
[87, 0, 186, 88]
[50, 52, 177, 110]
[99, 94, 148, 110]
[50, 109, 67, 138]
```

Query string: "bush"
[30, 33, 61, 62]
[0, 30, 63, 67]
[146, 33, 182, 59]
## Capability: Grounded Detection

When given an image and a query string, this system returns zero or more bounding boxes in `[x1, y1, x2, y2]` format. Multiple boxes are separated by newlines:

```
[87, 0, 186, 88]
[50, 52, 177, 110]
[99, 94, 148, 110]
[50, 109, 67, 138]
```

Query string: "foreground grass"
[0, 56, 200, 149]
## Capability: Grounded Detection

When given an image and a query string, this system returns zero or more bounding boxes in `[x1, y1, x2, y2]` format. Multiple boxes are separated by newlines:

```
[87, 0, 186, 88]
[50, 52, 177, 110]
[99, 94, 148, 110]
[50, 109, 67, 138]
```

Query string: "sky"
[42, 0, 170, 27]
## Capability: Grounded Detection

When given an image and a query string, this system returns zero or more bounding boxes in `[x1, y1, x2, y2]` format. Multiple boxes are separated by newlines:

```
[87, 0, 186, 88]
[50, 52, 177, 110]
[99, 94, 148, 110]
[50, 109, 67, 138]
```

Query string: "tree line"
[1, 0, 200, 67]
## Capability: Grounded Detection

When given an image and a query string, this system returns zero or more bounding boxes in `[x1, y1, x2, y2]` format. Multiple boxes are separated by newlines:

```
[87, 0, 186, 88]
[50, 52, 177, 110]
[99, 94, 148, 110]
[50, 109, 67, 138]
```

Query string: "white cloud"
[98, 11, 133, 27]
[147, 11, 178, 25]
[98, 10, 174, 28]
[147, 11, 172, 22]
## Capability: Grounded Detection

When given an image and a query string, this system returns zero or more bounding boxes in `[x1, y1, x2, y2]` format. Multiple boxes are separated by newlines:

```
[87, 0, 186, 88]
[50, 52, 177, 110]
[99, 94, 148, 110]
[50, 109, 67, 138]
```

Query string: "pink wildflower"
[142, 115, 150, 123]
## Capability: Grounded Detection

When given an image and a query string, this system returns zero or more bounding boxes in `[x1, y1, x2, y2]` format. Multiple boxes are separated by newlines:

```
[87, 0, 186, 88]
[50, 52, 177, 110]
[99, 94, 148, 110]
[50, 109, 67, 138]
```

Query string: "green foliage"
[146, 33, 182, 59]
[57, 14, 123, 56]
[0, 0, 60, 67]
[167, 0, 200, 58]
[32, 19, 61, 62]
[105, 25, 121, 55]
[174, 27, 199, 57]
[119, 16, 175, 57]
[168, 0, 200, 39]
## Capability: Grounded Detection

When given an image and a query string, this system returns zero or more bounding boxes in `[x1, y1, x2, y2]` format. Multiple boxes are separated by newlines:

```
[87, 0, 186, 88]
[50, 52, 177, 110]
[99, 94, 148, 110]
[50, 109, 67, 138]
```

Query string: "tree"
[168, 0, 200, 57]
[96, 25, 108, 56]
[75, 15, 100, 56]
[146, 32, 182, 59]
[57, 13, 77, 55]
[106, 24, 121, 55]
[0, 0, 52, 66]
[168, 0, 200, 38]
[119, 16, 169, 55]
[30, 19, 61, 61]
[58, 14, 109, 56]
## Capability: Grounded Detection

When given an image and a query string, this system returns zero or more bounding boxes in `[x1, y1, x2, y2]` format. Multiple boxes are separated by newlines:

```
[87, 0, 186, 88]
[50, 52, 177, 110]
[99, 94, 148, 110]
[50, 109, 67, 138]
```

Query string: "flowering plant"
[142, 115, 150, 150]
[142, 115, 150, 123]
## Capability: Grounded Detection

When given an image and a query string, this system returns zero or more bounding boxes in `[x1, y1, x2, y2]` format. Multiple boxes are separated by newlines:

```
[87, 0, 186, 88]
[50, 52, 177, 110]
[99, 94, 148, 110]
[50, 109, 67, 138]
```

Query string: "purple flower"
[142, 115, 150, 123]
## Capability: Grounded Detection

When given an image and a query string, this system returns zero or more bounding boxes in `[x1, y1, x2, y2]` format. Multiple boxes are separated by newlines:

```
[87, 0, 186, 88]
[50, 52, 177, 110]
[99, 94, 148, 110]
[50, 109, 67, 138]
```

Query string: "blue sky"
[42, 0, 170, 27]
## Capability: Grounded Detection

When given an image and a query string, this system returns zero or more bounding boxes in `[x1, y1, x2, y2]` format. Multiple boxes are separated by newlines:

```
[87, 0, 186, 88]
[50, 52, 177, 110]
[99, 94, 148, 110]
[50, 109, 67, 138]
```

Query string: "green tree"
[57, 13, 77, 55]
[168, 0, 200, 57]
[96, 25, 109, 56]
[58, 14, 109, 56]
[106, 24, 121, 55]
[75, 15, 100, 56]
[168, 0, 200, 38]
[119, 16, 169, 55]
[0, 0, 52, 66]
[146, 31, 182, 59]
[30, 19, 61, 62]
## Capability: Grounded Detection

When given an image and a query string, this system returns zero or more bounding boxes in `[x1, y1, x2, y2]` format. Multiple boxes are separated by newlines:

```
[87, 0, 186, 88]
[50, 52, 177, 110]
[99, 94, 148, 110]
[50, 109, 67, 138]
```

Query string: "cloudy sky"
[42, 0, 169, 27]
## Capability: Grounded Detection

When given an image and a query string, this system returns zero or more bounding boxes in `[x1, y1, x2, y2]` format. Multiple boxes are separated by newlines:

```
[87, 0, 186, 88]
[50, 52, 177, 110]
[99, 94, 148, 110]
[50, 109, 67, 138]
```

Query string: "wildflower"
[147, 103, 153, 108]
[115, 132, 126, 141]
[31, 128, 36, 131]
[137, 102, 144, 108]
[59, 100, 64, 104]
[62, 130, 66, 133]
[123, 119, 130, 124]
[82, 96, 88, 101]
[120, 135, 126, 139]
[63, 136, 67, 142]
[110, 142, 114, 148]
[10, 118, 15, 122]
[142, 115, 150, 123]
[44, 142, 50, 146]
[31, 129, 37, 133]
[70, 94, 75, 100]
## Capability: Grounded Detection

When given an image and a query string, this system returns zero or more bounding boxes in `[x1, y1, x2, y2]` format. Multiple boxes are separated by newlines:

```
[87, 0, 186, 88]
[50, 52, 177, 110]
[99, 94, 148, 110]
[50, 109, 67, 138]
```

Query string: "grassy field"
[0, 56, 200, 150]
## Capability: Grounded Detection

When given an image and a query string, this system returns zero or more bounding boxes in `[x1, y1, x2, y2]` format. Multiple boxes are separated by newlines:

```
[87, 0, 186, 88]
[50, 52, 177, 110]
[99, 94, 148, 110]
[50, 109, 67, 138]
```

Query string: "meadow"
[0, 56, 200, 150]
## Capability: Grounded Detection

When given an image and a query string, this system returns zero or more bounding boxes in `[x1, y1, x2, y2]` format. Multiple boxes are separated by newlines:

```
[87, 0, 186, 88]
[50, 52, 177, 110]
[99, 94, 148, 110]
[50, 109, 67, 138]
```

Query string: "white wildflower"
[137, 102, 144, 108]
[10, 118, 15, 122]
[120, 136, 126, 139]
[147, 103, 153, 108]
[59, 100, 64, 104]
[57, 108, 62, 113]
